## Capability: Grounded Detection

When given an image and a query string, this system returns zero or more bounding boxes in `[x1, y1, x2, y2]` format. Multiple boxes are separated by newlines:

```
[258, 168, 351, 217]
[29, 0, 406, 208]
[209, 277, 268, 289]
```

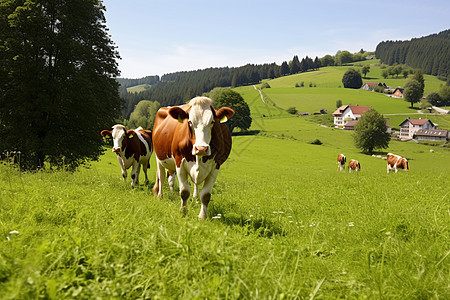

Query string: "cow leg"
[153, 159, 165, 197]
[193, 183, 199, 198]
[142, 159, 150, 185]
[177, 167, 191, 216]
[117, 155, 127, 180]
[130, 161, 140, 187]
[198, 169, 219, 219]
[167, 169, 175, 191]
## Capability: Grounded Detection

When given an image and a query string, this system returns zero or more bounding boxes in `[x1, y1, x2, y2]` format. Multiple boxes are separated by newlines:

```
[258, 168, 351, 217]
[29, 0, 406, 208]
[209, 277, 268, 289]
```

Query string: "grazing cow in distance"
[101, 124, 152, 187]
[337, 153, 346, 171]
[387, 153, 409, 173]
[348, 159, 361, 172]
[152, 97, 234, 219]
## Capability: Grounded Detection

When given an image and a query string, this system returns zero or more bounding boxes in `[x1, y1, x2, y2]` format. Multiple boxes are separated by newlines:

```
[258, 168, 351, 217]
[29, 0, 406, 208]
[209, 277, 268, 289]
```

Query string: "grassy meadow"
[1, 61, 449, 298]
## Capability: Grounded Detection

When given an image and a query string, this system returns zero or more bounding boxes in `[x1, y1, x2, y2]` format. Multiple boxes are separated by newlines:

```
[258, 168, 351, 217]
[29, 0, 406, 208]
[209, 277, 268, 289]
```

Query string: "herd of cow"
[100, 96, 410, 219]
[337, 153, 409, 173]
[101, 97, 234, 219]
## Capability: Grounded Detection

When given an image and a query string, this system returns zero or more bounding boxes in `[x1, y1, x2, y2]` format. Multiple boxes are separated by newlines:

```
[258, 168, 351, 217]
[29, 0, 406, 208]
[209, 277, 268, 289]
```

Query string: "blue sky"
[103, 0, 450, 78]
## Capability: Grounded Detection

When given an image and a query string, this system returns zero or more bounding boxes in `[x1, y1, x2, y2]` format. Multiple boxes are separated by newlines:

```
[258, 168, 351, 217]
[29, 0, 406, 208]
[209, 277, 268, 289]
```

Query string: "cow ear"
[216, 107, 234, 123]
[169, 107, 189, 123]
[101, 130, 112, 137]
[126, 130, 134, 138]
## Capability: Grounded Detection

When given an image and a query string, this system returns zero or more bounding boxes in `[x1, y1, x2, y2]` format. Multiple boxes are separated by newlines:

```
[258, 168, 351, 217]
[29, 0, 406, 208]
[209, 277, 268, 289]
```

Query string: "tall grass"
[1, 132, 448, 298]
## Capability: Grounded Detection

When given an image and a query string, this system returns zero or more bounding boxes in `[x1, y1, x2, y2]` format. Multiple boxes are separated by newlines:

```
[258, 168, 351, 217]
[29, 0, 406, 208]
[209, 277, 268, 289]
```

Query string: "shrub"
[286, 107, 298, 115]
[310, 139, 323, 145]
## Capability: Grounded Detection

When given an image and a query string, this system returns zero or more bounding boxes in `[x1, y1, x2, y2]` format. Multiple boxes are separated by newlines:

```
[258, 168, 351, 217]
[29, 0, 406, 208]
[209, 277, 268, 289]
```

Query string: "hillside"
[232, 60, 449, 131]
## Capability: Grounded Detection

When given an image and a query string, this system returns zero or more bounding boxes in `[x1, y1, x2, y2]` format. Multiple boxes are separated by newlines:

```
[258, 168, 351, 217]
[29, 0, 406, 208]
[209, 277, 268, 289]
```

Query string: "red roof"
[409, 119, 430, 125]
[349, 105, 372, 115]
[400, 118, 434, 127]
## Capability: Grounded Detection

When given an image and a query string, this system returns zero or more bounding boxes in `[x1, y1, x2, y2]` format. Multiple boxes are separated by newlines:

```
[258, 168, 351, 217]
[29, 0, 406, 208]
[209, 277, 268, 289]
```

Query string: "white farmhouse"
[332, 105, 372, 128]
[399, 118, 436, 139]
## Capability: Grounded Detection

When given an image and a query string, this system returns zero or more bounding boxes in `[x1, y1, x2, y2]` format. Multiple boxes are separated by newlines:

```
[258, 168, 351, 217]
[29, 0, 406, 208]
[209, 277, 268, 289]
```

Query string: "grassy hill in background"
[233, 59, 450, 131]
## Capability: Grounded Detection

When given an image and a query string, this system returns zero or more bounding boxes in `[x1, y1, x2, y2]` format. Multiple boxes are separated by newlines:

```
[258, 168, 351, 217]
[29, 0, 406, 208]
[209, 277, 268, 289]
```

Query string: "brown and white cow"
[386, 153, 409, 173]
[101, 124, 152, 187]
[152, 97, 234, 219]
[337, 153, 346, 171]
[348, 159, 360, 172]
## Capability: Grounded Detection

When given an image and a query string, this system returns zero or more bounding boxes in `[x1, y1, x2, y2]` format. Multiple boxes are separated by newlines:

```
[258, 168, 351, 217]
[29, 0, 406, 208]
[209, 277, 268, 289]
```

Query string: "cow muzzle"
[112, 147, 121, 154]
[193, 145, 209, 156]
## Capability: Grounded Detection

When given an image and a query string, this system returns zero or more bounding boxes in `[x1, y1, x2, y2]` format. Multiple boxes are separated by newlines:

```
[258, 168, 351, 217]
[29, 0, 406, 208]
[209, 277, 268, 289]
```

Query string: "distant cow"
[152, 97, 234, 219]
[387, 153, 409, 173]
[348, 159, 361, 172]
[101, 125, 152, 187]
[337, 154, 346, 171]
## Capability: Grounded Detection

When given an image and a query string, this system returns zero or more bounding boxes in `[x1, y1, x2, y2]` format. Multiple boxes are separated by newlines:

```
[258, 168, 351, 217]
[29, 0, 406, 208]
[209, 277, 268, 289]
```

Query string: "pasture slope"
[1, 62, 449, 298]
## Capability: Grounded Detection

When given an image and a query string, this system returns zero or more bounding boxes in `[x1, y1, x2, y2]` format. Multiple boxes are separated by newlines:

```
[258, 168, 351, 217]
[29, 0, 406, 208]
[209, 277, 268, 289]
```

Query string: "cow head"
[168, 97, 234, 157]
[101, 124, 134, 154]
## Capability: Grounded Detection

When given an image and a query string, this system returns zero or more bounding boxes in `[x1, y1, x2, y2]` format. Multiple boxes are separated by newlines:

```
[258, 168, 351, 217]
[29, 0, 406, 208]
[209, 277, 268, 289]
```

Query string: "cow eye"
[188, 120, 193, 127]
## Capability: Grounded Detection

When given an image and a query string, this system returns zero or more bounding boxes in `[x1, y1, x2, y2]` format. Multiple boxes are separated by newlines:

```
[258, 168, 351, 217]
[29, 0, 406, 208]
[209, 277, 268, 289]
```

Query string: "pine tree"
[280, 61, 290, 76]
[0, 0, 121, 170]
[290, 55, 301, 74]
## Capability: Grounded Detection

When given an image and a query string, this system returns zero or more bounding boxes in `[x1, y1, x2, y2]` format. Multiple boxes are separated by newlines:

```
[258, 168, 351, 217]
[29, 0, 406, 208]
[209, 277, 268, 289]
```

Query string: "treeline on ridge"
[375, 29, 450, 79]
[120, 51, 373, 118]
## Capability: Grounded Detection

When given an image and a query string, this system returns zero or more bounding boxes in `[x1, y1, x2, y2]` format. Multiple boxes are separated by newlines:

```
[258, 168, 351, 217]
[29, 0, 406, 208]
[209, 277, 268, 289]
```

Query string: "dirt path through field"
[253, 85, 266, 104]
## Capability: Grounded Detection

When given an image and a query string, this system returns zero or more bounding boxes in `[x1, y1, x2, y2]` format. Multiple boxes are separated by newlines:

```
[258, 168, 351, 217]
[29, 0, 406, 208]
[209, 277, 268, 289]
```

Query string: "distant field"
[127, 83, 151, 93]
[262, 60, 445, 95]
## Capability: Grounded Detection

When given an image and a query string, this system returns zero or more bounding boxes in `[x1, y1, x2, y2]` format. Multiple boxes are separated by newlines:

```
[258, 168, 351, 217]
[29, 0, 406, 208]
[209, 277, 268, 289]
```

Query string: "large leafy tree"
[209, 88, 251, 133]
[342, 68, 362, 89]
[403, 79, 423, 108]
[354, 109, 390, 154]
[0, 0, 121, 170]
[128, 100, 160, 130]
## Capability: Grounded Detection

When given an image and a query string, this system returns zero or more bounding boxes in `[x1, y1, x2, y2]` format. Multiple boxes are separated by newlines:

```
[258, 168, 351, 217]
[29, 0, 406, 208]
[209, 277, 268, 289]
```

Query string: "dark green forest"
[375, 29, 450, 79]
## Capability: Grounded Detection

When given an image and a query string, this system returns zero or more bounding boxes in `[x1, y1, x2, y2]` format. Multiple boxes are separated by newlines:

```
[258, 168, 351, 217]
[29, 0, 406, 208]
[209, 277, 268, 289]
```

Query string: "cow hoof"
[180, 206, 188, 216]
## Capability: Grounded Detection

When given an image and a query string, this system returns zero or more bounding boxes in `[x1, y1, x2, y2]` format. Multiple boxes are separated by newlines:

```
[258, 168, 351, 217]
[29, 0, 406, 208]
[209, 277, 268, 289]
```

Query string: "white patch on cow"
[111, 124, 126, 152]
[188, 97, 214, 156]
[181, 157, 216, 185]
[134, 127, 151, 156]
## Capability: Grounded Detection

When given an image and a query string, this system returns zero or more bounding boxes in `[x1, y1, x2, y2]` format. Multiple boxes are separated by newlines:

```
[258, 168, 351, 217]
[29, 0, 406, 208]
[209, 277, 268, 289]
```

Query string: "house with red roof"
[399, 118, 436, 139]
[361, 82, 387, 91]
[332, 105, 372, 128]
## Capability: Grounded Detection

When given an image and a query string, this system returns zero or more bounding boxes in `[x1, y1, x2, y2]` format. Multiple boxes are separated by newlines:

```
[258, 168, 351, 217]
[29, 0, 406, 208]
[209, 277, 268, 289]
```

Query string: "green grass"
[1, 60, 449, 299]
[1, 130, 449, 298]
